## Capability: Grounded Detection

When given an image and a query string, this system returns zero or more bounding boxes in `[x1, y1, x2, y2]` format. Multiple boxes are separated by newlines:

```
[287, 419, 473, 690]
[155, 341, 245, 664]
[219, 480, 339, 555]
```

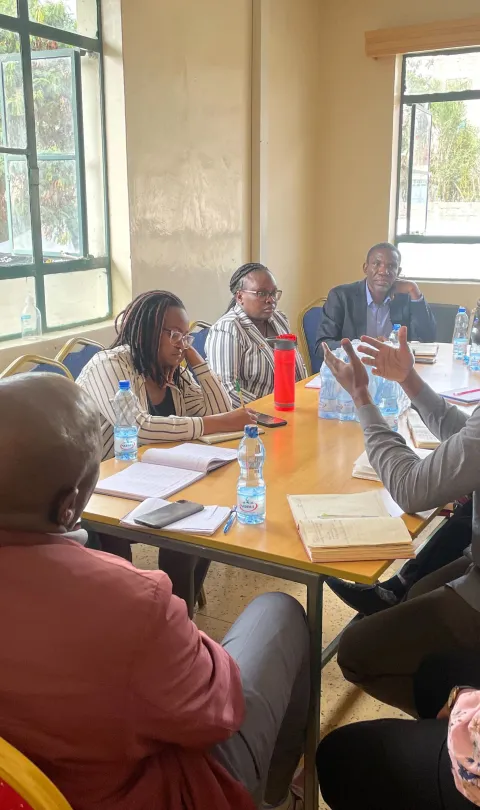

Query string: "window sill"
[0, 319, 117, 370]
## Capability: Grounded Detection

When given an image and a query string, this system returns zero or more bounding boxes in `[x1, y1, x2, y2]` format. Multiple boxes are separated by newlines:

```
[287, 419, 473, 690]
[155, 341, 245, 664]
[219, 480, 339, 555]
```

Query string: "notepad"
[120, 498, 231, 535]
[410, 342, 439, 364]
[287, 492, 415, 563]
[198, 428, 264, 445]
[407, 409, 440, 449]
[95, 443, 237, 500]
[440, 387, 480, 405]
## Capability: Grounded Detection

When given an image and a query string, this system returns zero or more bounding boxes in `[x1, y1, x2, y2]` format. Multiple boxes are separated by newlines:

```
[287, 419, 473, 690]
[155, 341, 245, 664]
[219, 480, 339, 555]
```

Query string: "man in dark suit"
[315, 242, 436, 364]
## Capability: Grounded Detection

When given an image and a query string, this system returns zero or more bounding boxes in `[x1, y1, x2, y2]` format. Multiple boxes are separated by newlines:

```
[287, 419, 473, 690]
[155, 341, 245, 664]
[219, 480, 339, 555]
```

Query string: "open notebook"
[120, 498, 231, 535]
[95, 444, 237, 501]
[407, 409, 440, 449]
[287, 491, 414, 563]
[353, 446, 432, 482]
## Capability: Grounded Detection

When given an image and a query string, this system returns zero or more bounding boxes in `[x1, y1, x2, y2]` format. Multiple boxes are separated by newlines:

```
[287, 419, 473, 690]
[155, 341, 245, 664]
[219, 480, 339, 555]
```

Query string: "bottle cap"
[119, 380, 130, 391]
[393, 324, 401, 329]
[458, 307, 466, 312]
[245, 424, 259, 438]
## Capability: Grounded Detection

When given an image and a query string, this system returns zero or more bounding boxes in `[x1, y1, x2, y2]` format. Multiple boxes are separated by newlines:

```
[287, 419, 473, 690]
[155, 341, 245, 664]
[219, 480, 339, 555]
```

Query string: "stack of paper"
[407, 410, 440, 449]
[352, 446, 432, 482]
[198, 428, 264, 445]
[287, 491, 414, 563]
[410, 342, 439, 364]
[120, 498, 231, 535]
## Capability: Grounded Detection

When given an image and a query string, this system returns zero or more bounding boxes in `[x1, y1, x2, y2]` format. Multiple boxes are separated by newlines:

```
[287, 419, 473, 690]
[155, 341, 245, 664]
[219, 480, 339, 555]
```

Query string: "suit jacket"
[315, 280, 436, 363]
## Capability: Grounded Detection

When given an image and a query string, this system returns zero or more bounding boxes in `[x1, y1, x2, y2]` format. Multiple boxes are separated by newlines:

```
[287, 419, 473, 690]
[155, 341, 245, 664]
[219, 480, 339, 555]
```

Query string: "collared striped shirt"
[205, 304, 307, 409]
[76, 345, 232, 460]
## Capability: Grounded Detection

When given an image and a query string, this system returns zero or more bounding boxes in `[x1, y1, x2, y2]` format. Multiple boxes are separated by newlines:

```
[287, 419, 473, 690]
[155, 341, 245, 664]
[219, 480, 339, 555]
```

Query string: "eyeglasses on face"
[162, 328, 195, 347]
[242, 289, 283, 302]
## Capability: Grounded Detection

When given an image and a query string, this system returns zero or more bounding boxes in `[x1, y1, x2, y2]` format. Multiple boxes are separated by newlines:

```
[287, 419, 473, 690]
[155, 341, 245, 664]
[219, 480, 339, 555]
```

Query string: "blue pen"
[223, 507, 237, 534]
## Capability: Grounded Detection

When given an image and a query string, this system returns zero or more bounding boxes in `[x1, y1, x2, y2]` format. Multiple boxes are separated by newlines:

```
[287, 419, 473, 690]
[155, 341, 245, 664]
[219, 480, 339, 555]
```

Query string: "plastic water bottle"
[453, 307, 469, 360]
[377, 378, 399, 431]
[388, 324, 401, 345]
[113, 380, 138, 461]
[20, 293, 42, 339]
[237, 425, 266, 525]
[318, 362, 338, 419]
[337, 350, 355, 421]
[470, 342, 480, 372]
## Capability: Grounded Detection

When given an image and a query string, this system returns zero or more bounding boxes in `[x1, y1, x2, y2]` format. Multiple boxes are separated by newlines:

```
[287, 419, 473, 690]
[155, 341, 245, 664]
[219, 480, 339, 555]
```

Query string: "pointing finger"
[399, 325, 408, 348]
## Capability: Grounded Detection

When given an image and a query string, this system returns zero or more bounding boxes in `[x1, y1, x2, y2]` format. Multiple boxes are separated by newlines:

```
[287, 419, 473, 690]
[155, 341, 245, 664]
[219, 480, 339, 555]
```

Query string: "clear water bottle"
[113, 380, 138, 461]
[237, 425, 266, 525]
[318, 362, 338, 419]
[470, 302, 480, 371]
[388, 323, 401, 345]
[376, 378, 399, 431]
[470, 343, 480, 372]
[453, 307, 469, 360]
[20, 293, 42, 339]
[337, 350, 355, 421]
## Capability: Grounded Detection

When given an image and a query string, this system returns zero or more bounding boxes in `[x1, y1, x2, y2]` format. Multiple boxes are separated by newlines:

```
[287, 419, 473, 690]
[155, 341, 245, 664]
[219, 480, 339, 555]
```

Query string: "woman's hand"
[203, 408, 258, 435]
[358, 325, 414, 383]
[184, 345, 205, 368]
[322, 340, 371, 404]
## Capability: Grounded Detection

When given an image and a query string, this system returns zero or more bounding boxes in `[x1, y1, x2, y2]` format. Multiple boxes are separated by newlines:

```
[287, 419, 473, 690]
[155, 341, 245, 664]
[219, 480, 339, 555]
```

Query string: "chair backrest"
[55, 338, 104, 380]
[429, 303, 463, 344]
[298, 298, 326, 375]
[0, 736, 72, 810]
[189, 321, 212, 361]
[0, 355, 73, 380]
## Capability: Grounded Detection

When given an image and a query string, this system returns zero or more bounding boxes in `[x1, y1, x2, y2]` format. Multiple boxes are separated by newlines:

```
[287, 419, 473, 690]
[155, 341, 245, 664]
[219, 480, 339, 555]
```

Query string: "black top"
[148, 386, 176, 417]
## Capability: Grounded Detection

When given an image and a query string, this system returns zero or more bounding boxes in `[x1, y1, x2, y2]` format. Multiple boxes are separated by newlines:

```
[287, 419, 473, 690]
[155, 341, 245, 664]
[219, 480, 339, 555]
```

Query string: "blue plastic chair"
[298, 298, 326, 375]
[55, 338, 104, 380]
[0, 355, 73, 380]
[190, 321, 211, 361]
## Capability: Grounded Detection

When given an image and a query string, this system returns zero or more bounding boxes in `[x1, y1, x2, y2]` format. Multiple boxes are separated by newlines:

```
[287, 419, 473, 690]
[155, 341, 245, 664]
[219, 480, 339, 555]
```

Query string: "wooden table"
[82, 342, 475, 810]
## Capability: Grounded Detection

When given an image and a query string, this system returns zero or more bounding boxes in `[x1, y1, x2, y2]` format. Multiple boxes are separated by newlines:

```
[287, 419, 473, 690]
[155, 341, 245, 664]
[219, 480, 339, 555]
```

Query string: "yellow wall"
[317, 0, 480, 309]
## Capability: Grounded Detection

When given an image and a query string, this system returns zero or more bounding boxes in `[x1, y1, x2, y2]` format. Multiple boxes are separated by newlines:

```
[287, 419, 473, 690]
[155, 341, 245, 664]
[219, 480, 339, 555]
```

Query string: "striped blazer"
[76, 345, 232, 460]
[205, 304, 307, 409]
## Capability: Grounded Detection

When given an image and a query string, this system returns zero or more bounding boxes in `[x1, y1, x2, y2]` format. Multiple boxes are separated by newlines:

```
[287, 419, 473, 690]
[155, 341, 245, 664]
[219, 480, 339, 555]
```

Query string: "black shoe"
[325, 577, 399, 615]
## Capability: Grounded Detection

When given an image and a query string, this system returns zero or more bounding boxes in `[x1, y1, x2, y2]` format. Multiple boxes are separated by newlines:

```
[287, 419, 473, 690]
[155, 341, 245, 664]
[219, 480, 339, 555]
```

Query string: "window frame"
[395, 46, 480, 283]
[0, 0, 111, 340]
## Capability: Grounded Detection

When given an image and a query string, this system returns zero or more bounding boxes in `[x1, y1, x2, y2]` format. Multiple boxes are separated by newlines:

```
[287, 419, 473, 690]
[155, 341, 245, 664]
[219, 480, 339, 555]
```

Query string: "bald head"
[0, 373, 101, 533]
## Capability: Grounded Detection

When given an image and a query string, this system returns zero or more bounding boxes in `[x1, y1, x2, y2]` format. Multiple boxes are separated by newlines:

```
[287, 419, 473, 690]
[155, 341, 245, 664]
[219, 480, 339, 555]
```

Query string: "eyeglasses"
[242, 289, 283, 302]
[162, 328, 195, 347]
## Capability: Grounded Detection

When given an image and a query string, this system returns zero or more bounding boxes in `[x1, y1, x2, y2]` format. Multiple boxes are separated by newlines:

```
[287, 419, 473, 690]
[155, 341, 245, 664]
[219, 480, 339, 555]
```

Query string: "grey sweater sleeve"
[411, 383, 468, 440]
[358, 396, 480, 515]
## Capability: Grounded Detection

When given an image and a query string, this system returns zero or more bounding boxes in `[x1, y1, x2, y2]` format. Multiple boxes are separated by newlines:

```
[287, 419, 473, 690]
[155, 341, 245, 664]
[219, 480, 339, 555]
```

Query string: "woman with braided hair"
[78, 290, 256, 461]
[206, 263, 307, 407]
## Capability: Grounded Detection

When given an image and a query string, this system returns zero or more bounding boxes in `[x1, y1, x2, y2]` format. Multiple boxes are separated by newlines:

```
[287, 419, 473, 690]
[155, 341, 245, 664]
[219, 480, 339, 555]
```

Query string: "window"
[395, 49, 480, 281]
[0, 0, 110, 340]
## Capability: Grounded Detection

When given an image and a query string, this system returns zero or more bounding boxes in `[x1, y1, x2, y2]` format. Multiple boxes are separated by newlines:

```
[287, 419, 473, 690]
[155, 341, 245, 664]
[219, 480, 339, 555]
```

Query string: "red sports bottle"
[270, 333, 297, 411]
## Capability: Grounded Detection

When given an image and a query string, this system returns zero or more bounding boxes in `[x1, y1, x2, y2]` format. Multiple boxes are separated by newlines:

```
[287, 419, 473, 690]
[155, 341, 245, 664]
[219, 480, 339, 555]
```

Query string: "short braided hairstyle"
[228, 262, 270, 310]
[111, 290, 186, 388]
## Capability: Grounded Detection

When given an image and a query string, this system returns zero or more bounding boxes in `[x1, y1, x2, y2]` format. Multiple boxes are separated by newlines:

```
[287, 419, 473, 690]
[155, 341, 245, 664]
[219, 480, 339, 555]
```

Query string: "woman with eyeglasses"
[77, 291, 256, 598]
[78, 290, 256, 462]
[206, 263, 307, 408]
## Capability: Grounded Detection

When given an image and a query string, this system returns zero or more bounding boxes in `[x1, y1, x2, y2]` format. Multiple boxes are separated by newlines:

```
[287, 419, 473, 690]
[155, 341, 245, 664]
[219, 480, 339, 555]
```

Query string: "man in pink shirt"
[0, 373, 309, 810]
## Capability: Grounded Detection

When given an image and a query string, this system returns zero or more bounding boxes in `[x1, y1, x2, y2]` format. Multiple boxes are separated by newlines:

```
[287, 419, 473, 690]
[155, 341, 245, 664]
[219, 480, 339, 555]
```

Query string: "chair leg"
[198, 587, 207, 610]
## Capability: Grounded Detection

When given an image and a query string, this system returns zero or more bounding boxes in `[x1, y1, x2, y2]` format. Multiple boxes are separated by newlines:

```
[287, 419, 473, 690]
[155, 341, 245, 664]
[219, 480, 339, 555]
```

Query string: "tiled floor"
[133, 520, 441, 808]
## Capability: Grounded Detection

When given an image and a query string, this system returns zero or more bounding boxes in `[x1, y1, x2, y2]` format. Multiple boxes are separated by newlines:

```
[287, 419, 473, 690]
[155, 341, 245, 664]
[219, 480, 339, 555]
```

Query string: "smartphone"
[134, 500, 204, 529]
[253, 412, 288, 428]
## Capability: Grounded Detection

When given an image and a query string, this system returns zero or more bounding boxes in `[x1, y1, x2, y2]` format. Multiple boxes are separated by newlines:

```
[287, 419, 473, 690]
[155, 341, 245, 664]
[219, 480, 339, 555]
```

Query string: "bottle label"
[114, 435, 137, 454]
[238, 494, 260, 514]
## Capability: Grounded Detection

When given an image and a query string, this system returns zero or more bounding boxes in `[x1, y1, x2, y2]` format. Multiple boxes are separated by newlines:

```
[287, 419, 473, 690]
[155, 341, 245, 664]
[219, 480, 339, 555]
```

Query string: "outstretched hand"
[322, 340, 370, 402]
[358, 325, 414, 382]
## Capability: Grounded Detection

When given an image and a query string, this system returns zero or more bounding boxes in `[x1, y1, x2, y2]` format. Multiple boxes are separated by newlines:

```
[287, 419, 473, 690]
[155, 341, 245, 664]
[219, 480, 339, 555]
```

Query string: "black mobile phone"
[253, 412, 288, 428]
[134, 500, 204, 529]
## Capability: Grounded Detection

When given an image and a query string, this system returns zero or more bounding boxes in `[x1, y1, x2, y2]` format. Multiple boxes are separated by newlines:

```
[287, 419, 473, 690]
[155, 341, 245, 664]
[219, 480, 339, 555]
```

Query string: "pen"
[235, 378, 246, 409]
[223, 507, 237, 534]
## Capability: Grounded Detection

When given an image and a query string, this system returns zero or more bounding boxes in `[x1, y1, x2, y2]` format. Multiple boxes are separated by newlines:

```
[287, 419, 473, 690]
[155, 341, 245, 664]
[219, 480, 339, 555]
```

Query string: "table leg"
[304, 575, 323, 810]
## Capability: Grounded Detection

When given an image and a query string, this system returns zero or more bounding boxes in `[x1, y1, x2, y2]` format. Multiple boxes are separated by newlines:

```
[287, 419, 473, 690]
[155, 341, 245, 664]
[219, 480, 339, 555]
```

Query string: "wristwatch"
[448, 685, 472, 711]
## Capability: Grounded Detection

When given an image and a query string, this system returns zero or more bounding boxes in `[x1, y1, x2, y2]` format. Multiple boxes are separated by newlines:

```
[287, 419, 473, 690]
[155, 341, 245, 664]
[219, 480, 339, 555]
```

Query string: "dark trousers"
[338, 556, 480, 714]
[396, 498, 472, 592]
[317, 718, 475, 810]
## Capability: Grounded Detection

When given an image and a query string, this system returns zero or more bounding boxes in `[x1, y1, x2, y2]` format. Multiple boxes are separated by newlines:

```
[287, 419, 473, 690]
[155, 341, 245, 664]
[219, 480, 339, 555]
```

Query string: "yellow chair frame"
[297, 297, 326, 375]
[189, 320, 212, 332]
[0, 355, 73, 381]
[55, 337, 105, 364]
[0, 736, 72, 810]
